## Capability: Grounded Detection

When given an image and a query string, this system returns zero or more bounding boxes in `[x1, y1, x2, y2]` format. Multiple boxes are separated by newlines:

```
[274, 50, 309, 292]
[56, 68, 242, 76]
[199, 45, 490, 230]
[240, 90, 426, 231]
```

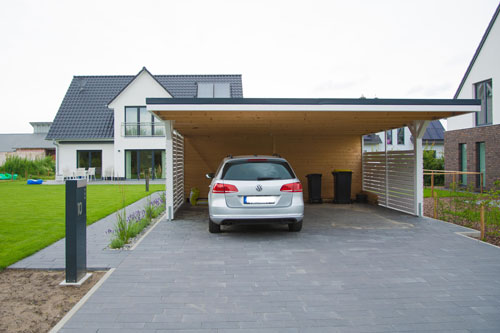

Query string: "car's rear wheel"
[209, 219, 221, 233]
[288, 221, 302, 232]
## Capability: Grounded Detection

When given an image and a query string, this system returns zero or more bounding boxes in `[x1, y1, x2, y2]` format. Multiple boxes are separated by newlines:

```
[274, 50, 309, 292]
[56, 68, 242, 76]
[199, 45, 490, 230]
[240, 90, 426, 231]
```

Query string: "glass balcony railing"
[122, 122, 165, 137]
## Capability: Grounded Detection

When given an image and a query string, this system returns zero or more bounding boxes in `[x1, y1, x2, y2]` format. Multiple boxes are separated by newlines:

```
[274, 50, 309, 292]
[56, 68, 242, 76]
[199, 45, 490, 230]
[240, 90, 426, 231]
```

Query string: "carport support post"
[410, 120, 430, 216]
[165, 120, 174, 220]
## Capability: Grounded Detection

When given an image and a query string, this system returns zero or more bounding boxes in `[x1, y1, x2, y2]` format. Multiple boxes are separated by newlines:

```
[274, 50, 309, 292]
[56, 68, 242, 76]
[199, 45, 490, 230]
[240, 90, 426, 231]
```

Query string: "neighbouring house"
[363, 120, 445, 157]
[0, 122, 55, 165]
[446, 3, 500, 190]
[46, 67, 243, 180]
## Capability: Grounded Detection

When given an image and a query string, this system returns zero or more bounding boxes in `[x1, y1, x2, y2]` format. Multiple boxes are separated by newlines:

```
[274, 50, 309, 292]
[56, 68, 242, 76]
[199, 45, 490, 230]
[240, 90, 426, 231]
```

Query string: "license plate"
[244, 196, 276, 204]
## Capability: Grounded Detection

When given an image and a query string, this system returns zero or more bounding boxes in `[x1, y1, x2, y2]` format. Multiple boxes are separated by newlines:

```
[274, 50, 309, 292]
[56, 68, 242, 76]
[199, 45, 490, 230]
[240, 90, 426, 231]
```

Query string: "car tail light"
[212, 183, 238, 193]
[280, 182, 302, 192]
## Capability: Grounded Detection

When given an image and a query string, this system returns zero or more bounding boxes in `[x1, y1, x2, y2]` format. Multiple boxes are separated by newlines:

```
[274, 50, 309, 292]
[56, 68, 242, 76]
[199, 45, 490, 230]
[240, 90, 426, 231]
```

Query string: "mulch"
[424, 197, 500, 247]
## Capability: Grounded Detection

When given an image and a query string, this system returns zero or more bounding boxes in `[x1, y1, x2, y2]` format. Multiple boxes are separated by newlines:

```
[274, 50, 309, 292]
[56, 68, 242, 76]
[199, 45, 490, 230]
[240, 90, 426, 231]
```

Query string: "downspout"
[53, 140, 59, 176]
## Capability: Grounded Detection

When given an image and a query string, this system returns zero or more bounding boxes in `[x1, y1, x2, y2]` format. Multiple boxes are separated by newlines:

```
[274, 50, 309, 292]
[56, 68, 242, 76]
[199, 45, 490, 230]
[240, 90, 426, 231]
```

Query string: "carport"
[147, 98, 479, 219]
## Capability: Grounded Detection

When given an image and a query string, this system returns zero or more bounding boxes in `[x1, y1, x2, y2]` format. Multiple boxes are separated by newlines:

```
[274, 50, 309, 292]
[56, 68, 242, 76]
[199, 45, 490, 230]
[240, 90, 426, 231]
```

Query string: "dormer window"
[474, 79, 492, 126]
[197, 83, 230, 98]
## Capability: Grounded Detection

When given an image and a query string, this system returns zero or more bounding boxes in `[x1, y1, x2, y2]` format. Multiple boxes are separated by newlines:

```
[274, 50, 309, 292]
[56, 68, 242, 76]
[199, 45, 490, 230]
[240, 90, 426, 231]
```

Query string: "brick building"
[446, 3, 500, 190]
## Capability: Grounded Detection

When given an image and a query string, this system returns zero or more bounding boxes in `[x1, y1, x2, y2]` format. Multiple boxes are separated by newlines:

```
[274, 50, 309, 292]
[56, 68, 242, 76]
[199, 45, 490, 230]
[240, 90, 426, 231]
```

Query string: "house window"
[77, 150, 102, 178]
[197, 83, 231, 98]
[474, 79, 492, 126]
[125, 149, 165, 179]
[397, 128, 405, 145]
[124, 106, 164, 136]
[476, 142, 486, 187]
[386, 130, 393, 145]
[459, 143, 467, 185]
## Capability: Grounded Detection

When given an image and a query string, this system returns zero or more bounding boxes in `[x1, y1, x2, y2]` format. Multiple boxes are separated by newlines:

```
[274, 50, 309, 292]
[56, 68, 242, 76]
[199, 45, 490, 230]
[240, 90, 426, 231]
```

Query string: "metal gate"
[172, 130, 184, 213]
[362, 150, 416, 215]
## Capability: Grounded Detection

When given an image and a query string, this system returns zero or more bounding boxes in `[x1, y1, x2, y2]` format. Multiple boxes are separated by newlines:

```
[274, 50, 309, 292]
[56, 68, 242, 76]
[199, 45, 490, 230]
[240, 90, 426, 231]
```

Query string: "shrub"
[110, 238, 125, 249]
[0, 156, 55, 178]
[423, 149, 444, 186]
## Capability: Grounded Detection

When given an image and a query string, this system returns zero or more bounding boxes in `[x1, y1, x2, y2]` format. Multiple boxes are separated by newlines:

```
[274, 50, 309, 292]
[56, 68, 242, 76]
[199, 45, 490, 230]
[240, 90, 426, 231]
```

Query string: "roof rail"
[272, 153, 281, 157]
[226, 154, 233, 159]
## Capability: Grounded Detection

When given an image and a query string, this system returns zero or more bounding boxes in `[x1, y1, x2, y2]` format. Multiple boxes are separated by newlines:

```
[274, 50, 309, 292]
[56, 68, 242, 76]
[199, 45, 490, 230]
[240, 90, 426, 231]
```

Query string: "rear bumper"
[209, 206, 304, 225]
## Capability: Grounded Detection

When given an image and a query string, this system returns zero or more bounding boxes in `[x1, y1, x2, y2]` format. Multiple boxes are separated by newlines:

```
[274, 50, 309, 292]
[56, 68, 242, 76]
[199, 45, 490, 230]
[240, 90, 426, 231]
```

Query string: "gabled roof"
[423, 120, 444, 142]
[107, 67, 174, 106]
[46, 71, 243, 140]
[0, 134, 55, 152]
[363, 134, 382, 144]
[454, 3, 500, 98]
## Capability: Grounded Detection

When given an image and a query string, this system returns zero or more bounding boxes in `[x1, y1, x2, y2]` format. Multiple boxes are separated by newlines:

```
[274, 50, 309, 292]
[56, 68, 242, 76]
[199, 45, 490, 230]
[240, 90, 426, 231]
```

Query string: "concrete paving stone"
[219, 329, 299, 333]
[115, 313, 154, 323]
[144, 322, 203, 330]
[58, 204, 500, 331]
[155, 330, 217, 333]
[96, 329, 155, 333]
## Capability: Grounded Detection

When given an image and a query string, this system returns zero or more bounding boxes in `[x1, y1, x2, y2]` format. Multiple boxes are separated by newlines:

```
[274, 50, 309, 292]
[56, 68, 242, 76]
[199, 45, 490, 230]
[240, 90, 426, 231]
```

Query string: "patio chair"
[62, 169, 74, 180]
[76, 168, 86, 179]
[87, 167, 96, 181]
[104, 167, 115, 181]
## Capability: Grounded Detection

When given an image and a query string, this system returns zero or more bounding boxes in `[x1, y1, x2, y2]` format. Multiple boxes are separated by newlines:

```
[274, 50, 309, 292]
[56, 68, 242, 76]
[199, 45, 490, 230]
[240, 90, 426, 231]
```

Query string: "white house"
[46, 67, 243, 179]
[363, 120, 445, 157]
[446, 3, 500, 189]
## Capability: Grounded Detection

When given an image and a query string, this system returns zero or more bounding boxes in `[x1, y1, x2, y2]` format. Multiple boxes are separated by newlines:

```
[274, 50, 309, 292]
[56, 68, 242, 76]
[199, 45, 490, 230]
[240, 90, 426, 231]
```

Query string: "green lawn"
[0, 181, 164, 269]
[424, 187, 472, 198]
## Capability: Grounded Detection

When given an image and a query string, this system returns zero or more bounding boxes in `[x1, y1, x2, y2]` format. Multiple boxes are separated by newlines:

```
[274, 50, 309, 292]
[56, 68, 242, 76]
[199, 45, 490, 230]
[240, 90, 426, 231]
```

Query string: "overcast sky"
[0, 0, 498, 133]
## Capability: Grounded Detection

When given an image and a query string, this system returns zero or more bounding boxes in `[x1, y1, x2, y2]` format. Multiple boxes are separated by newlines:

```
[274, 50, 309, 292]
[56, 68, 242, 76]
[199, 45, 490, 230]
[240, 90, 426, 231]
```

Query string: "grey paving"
[9, 191, 163, 270]
[59, 204, 500, 332]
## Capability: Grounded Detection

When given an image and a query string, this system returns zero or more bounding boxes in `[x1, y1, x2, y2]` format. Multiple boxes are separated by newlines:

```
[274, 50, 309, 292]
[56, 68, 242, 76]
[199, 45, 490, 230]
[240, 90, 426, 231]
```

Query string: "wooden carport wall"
[148, 98, 480, 219]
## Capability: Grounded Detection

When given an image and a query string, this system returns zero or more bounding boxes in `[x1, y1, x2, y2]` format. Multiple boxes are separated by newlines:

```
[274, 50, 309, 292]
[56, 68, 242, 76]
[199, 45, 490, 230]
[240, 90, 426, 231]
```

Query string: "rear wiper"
[257, 177, 280, 180]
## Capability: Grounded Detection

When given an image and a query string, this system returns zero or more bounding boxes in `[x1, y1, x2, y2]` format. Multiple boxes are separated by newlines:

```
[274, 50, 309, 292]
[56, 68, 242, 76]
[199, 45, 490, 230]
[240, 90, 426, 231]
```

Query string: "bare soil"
[424, 197, 500, 247]
[0, 269, 105, 333]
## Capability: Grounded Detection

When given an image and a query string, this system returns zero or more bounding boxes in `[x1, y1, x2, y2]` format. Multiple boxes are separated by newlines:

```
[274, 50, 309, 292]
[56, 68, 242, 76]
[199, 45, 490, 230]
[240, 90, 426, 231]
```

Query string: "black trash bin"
[306, 174, 323, 203]
[332, 169, 352, 204]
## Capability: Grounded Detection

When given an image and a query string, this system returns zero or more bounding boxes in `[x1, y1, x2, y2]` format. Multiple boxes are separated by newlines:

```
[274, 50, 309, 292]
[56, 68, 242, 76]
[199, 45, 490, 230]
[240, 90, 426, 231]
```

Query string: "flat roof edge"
[146, 97, 481, 106]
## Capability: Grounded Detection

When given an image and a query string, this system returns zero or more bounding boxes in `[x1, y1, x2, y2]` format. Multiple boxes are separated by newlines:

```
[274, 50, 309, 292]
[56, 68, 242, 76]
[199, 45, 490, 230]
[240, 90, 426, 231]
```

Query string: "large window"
[77, 150, 102, 179]
[459, 143, 467, 185]
[125, 149, 165, 179]
[124, 106, 165, 136]
[476, 142, 486, 187]
[475, 79, 492, 126]
[397, 128, 405, 145]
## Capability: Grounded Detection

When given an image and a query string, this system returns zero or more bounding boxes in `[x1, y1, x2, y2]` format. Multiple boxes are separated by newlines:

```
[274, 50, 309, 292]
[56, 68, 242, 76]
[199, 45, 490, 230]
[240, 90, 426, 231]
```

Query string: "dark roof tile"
[47, 73, 243, 140]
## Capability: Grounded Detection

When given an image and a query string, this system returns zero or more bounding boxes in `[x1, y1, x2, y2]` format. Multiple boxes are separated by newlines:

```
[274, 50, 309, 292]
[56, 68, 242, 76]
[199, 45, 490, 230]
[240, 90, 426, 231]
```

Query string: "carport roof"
[147, 97, 480, 136]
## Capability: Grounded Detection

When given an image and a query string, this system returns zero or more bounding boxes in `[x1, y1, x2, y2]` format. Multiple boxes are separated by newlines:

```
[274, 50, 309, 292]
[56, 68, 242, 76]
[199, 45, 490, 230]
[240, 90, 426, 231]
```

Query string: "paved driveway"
[61, 204, 500, 332]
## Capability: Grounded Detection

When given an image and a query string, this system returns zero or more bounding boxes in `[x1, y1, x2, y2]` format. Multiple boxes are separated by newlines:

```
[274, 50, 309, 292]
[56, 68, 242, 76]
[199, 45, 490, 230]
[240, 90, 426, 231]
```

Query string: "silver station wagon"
[207, 155, 304, 233]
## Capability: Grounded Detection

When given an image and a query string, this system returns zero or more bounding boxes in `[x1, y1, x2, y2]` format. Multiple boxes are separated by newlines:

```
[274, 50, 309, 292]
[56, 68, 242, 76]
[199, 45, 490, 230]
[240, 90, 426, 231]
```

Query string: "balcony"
[121, 122, 165, 137]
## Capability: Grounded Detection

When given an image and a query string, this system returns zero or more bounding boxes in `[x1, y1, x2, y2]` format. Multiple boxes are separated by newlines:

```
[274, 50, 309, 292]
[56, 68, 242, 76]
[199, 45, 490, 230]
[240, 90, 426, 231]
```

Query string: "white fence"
[172, 130, 184, 212]
[362, 150, 416, 215]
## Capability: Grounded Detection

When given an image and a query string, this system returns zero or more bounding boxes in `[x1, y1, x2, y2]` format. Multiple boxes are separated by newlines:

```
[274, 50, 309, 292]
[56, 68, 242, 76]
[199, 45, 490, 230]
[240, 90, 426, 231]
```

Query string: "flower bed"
[108, 192, 166, 249]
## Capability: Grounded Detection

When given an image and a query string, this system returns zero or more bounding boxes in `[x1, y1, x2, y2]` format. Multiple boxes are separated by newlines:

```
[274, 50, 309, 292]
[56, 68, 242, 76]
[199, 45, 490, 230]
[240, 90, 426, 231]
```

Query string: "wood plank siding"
[184, 134, 361, 201]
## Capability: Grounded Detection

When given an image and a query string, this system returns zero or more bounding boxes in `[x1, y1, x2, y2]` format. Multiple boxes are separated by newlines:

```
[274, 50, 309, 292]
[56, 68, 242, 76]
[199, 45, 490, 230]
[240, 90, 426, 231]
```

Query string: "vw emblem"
[256, 184, 263, 192]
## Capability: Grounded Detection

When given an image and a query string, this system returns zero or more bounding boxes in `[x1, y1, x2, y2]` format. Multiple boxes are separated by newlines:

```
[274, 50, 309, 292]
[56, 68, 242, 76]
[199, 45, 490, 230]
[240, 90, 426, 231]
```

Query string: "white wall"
[58, 142, 114, 176]
[449, 13, 500, 130]
[108, 69, 172, 178]
[363, 128, 444, 157]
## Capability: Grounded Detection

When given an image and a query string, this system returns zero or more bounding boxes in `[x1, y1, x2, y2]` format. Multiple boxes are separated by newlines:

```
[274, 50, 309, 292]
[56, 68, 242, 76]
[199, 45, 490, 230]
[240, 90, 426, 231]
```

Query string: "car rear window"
[221, 160, 296, 181]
